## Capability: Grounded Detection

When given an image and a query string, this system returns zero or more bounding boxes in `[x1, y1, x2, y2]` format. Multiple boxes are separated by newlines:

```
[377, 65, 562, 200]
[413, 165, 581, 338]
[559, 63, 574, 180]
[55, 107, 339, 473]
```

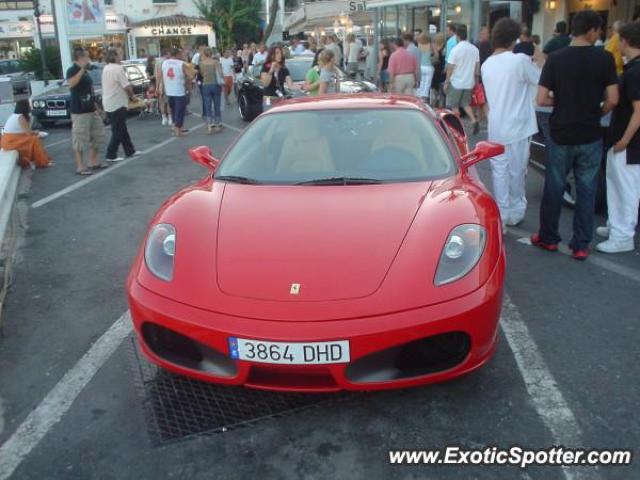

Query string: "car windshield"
[286, 60, 313, 81]
[215, 109, 455, 184]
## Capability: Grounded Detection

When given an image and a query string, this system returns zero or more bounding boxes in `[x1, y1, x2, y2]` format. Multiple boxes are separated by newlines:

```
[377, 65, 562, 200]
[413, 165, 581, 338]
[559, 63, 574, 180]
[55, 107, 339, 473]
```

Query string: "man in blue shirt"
[445, 23, 458, 63]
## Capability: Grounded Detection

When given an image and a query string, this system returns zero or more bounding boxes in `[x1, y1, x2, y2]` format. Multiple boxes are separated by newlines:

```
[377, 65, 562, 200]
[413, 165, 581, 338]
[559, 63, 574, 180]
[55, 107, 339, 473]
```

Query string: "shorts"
[71, 112, 105, 152]
[447, 86, 472, 109]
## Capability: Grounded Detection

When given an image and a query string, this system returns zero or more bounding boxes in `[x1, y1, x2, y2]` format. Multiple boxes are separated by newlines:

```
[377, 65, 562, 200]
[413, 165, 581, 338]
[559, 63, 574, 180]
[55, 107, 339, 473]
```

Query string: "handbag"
[471, 83, 486, 107]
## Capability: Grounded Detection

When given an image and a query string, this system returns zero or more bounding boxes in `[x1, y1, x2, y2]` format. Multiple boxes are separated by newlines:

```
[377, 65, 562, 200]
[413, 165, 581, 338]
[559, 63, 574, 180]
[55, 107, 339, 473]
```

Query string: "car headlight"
[434, 224, 486, 286]
[144, 224, 176, 281]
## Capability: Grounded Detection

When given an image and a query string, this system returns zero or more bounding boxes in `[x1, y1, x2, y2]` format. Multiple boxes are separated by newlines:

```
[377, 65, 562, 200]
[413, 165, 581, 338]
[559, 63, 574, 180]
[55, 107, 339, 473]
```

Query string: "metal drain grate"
[128, 337, 354, 445]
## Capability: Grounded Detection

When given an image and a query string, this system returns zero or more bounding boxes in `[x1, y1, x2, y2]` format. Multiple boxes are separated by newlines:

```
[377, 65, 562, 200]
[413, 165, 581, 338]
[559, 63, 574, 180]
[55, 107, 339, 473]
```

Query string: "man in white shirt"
[101, 48, 139, 161]
[191, 45, 204, 66]
[292, 39, 305, 55]
[445, 24, 480, 133]
[481, 18, 544, 228]
[252, 44, 267, 68]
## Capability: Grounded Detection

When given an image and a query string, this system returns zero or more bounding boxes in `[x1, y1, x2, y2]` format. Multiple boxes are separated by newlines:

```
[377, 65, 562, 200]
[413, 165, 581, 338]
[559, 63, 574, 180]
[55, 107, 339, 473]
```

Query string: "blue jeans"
[202, 83, 222, 125]
[539, 139, 602, 250]
[168, 95, 187, 128]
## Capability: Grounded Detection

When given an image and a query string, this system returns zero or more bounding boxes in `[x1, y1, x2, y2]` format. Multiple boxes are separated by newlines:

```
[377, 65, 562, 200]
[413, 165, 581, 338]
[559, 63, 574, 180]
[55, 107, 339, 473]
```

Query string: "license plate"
[228, 337, 350, 365]
[46, 109, 67, 117]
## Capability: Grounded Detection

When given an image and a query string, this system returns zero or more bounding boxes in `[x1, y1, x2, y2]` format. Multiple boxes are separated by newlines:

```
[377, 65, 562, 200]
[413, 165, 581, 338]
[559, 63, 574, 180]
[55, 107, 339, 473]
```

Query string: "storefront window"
[0, 38, 33, 59]
[71, 34, 126, 62]
[447, 0, 473, 32]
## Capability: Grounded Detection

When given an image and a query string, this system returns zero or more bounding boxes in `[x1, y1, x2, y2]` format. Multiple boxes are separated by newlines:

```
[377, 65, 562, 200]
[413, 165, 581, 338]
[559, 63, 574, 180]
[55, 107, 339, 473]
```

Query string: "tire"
[238, 92, 261, 122]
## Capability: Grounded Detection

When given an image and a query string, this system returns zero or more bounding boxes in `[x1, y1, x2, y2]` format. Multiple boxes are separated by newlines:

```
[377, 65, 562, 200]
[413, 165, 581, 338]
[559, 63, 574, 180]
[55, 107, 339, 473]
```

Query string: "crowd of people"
[477, 12, 640, 258]
[3, 12, 638, 256]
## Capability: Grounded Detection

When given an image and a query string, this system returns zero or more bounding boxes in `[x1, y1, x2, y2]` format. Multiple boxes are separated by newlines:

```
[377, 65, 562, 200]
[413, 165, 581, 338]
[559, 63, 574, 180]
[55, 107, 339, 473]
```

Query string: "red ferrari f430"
[127, 95, 505, 392]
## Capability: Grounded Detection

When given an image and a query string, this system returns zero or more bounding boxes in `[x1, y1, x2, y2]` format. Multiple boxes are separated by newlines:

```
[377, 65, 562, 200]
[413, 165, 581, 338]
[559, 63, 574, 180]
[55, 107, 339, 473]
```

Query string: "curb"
[0, 150, 20, 249]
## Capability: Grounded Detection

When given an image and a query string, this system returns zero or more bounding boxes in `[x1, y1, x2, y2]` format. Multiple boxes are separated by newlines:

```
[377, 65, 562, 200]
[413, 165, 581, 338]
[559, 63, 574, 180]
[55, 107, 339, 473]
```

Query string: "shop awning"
[130, 15, 212, 29]
[285, 0, 373, 33]
[367, 0, 440, 8]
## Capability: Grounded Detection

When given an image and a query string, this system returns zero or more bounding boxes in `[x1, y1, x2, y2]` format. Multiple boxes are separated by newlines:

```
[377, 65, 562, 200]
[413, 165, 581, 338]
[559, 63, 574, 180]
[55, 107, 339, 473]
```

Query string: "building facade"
[0, 0, 216, 62]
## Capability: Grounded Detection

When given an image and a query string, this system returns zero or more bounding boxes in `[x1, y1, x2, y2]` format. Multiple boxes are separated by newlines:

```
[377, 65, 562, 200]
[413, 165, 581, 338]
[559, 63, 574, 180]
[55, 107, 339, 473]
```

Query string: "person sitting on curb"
[1, 99, 54, 169]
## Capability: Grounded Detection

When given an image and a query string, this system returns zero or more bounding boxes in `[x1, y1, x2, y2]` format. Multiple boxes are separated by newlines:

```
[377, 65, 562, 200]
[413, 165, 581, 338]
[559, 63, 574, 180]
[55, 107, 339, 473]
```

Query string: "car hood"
[135, 175, 502, 321]
[215, 182, 431, 302]
[33, 85, 102, 100]
[290, 79, 376, 94]
[33, 86, 70, 99]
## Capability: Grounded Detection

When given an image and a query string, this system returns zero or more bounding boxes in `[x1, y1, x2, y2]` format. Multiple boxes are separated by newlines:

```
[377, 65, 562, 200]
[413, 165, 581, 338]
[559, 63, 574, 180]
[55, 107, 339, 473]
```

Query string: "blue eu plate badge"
[228, 337, 239, 359]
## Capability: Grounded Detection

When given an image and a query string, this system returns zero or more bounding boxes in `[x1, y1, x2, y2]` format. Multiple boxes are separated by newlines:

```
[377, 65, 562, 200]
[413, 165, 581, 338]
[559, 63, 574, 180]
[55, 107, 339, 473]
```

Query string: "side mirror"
[188, 146, 220, 171]
[460, 141, 504, 169]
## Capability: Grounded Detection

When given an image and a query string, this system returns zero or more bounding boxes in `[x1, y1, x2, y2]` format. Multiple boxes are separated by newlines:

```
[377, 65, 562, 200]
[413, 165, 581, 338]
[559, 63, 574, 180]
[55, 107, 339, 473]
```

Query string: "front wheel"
[238, 92, 260, 122]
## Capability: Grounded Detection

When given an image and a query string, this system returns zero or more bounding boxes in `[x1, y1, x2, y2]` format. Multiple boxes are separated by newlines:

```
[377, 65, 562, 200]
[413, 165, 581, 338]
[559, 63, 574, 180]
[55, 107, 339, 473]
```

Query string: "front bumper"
[128, 255, 504, 392]
[33, 108, 71, 123]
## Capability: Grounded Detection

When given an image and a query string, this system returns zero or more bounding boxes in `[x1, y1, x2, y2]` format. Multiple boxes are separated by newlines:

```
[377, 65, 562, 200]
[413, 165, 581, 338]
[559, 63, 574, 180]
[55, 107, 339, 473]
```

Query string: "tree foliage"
[19, 47, 62, 80]
[194, 0, 261, 50]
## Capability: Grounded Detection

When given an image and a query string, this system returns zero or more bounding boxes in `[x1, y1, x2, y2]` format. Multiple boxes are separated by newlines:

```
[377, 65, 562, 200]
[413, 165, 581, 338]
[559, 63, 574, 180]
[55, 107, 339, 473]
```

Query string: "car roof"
[265, 94, 435, 117]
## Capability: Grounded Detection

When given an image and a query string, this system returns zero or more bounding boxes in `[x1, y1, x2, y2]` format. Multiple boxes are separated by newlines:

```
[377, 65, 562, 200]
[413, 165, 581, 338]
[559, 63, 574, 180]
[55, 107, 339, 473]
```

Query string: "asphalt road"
[0, 97, 638, 480]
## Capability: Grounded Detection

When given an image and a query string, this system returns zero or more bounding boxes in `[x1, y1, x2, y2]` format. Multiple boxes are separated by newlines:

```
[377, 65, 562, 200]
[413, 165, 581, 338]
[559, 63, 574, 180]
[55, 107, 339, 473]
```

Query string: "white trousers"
[415, 65, 434, 99]
[489, 137, 530, 224]
[606, 148, 640, 241]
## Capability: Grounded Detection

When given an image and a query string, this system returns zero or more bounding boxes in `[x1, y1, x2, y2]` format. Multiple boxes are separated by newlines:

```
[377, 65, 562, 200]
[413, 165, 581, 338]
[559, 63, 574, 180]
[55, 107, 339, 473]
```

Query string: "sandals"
[76, 169, 93, 176]
[89, 163, 110, 170]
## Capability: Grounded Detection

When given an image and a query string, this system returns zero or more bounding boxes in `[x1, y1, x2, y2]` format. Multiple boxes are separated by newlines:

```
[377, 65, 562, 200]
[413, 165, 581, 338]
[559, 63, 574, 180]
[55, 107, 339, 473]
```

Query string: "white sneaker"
[106, 157, 124, 162]
[127, 151, 143, 158]
[596, 238, 634, 253]
[596, 226, 610, 238]
[168, 119, 174, 127]
[161, 116, 167, 126]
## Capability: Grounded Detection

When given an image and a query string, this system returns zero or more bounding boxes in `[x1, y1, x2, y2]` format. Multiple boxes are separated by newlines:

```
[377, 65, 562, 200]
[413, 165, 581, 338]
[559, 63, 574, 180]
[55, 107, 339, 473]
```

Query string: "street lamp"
[33, 0, 51, 82]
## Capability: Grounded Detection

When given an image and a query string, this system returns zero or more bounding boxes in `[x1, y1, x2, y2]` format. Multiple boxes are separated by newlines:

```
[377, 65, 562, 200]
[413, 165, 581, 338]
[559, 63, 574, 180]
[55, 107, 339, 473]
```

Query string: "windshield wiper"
[215, 175, 263, 185]
[296, 176, 383, 186]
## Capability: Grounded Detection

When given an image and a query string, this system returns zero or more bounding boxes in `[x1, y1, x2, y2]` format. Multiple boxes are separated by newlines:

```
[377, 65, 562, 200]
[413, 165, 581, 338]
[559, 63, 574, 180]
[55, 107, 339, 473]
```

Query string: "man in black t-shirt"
[596, 22, 640, 253]
[532, 10, 619, 260]
[66, 47, 106, 175]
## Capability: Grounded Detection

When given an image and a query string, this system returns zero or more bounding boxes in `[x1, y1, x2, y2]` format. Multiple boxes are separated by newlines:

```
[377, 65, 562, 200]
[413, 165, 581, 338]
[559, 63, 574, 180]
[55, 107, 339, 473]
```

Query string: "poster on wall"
[66, 0, 106, 35]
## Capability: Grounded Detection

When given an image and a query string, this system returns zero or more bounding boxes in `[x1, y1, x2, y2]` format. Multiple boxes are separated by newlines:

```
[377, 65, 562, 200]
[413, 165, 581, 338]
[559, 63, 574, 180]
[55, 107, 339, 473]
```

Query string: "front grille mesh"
[128, 337, 354, 446]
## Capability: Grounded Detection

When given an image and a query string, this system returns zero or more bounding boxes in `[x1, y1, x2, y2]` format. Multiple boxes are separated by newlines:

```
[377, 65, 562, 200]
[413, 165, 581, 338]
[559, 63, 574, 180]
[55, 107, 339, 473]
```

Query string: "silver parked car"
[0, 59, 33, 94]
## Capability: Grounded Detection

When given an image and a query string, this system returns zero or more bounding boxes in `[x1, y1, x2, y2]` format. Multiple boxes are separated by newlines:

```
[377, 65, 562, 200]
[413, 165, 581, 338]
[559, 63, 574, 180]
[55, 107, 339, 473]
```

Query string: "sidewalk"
[0, 150, 19, 249]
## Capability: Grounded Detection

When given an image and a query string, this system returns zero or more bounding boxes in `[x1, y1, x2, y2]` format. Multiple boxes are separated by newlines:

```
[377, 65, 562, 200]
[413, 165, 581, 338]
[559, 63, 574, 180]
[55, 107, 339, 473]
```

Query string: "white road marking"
[0, 398, 4, 435]
[221, 123, 243, 133]
[508, 226, 640, 283]
[43, 138, 69, 149]
[0, 311, 132, 480]
[31, 123, 205, 209]
[501, 294, 589, 480]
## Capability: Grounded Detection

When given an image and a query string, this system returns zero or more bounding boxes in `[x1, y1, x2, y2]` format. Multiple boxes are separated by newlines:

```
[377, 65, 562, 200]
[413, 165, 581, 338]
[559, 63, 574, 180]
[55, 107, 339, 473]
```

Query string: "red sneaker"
[572, 248, 590, 261]
[530, 234, 559, 252]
